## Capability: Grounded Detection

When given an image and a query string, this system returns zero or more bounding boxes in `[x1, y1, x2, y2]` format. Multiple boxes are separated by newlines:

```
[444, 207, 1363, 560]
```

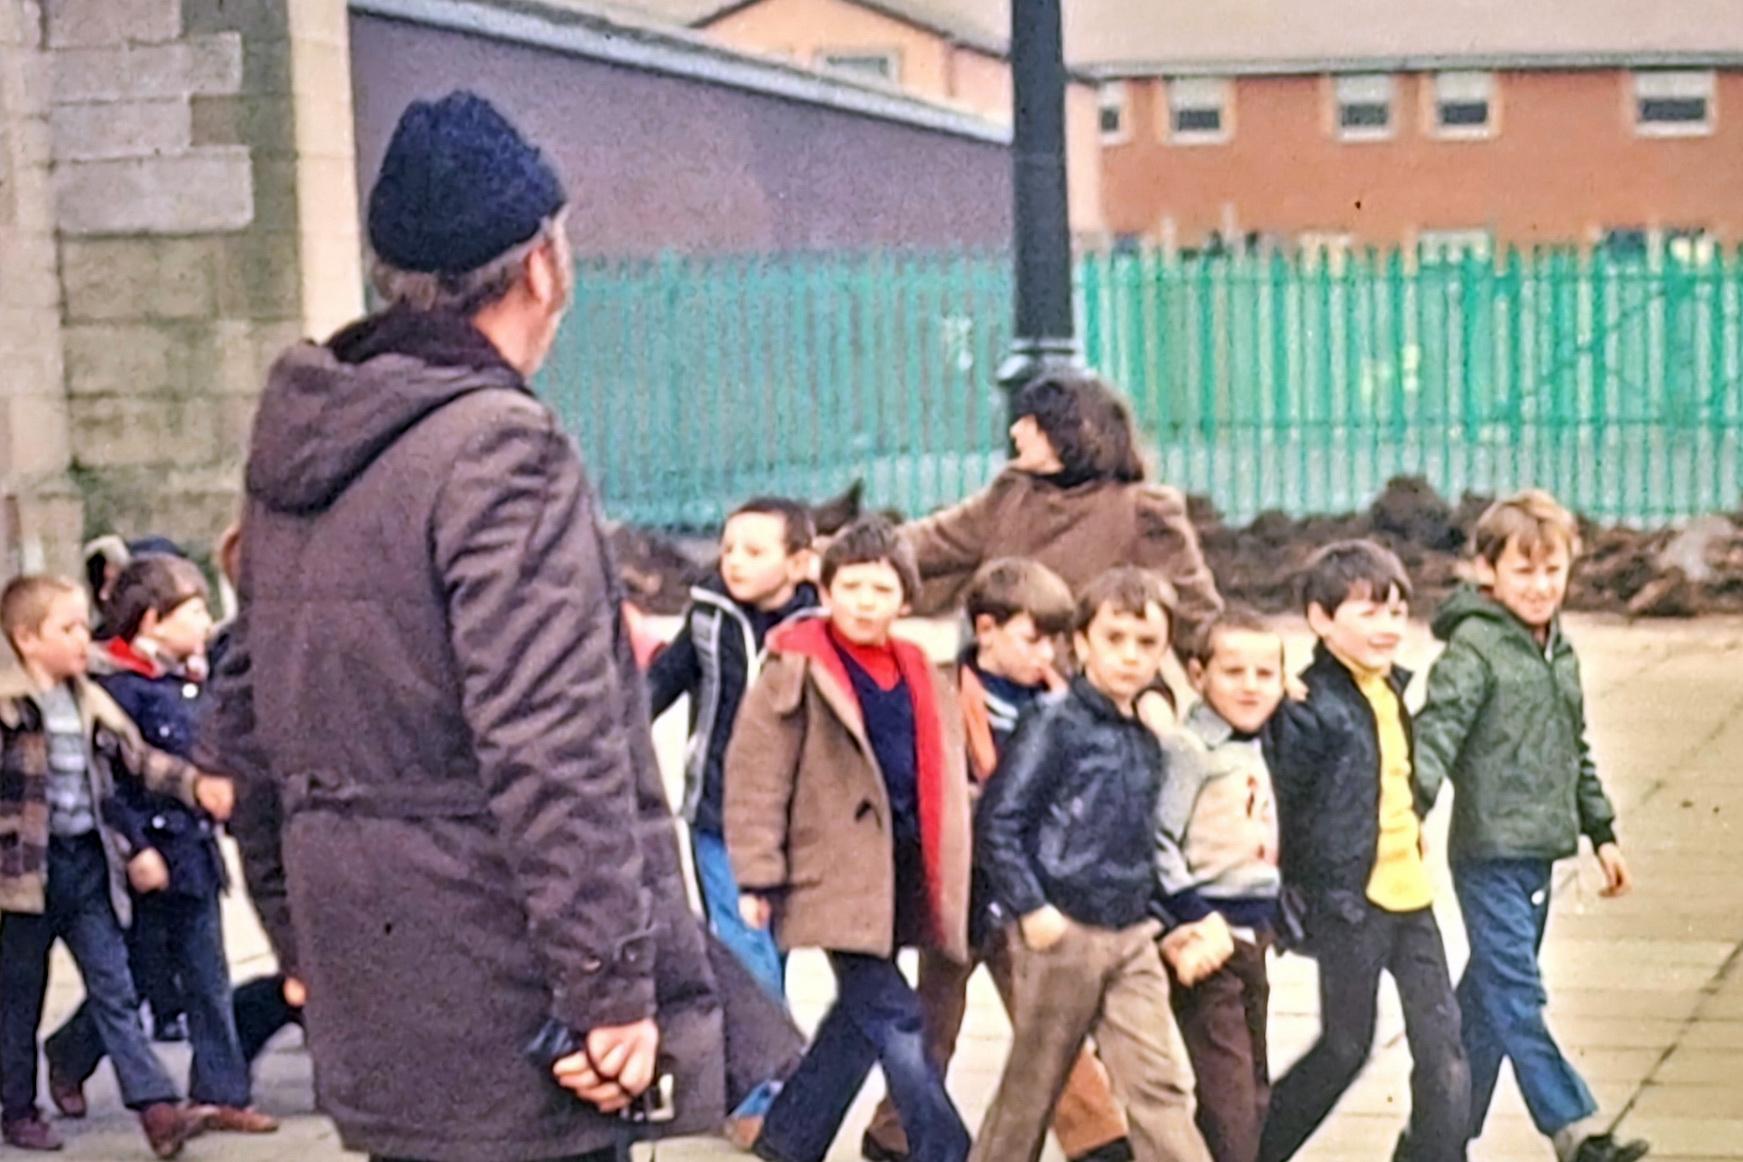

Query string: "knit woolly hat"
[367, 91, 567, 276]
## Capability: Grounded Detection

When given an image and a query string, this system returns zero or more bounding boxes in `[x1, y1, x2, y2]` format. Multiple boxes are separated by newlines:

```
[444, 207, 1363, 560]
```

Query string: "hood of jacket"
[245, 307, 527, 515]
[1430, 584, 1564, 654]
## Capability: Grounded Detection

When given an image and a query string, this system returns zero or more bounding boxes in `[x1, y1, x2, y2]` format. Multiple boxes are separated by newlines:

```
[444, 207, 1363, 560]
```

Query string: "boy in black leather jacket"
[1259, 542, 1468, 1162]
[972, 567, 1212, 1162]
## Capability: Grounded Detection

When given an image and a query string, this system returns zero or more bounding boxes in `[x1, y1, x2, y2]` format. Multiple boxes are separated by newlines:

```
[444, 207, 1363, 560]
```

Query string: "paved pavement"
[31, 615, 1743, 1161]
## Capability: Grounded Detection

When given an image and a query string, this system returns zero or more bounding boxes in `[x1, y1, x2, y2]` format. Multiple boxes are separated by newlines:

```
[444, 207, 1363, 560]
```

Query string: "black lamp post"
[996, 0, 1080, 414]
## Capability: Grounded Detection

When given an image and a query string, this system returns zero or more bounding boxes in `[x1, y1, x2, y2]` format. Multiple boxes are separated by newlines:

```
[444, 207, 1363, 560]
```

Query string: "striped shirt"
[41, 683, 96, 838]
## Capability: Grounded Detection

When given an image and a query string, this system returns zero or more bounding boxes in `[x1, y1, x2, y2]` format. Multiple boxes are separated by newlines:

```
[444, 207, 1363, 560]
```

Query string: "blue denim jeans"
[758, 954, 970, 1162]
[1453, 858, 1597, 1139]
[47, 889, 251, 1108]
[0, 834, 180, 1119]
[692, 828, 786, 1003]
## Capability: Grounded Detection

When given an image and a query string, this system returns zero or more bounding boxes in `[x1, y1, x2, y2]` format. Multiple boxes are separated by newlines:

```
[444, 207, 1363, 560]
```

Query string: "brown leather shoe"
[46, 1067, 86, 1120]
[1, 1114, 64, 1151]
[203, 1106, 279, 1134]
[139, 1102, 203, 1159]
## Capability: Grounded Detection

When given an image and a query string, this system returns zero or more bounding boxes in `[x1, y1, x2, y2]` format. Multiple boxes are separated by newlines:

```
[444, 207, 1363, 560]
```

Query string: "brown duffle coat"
[202, 308, 726, 1162]
[724, 619, 972, 965]
[900, 467, 1223, 650]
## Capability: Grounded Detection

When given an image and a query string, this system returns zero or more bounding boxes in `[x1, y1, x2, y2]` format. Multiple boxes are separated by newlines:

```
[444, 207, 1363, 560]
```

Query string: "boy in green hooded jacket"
[1414, 490, 1646, 1162]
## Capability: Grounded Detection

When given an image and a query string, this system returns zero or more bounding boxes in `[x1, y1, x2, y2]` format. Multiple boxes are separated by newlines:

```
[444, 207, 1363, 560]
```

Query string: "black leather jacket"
[1267, 644, 1420, 927]
[976, 678, 1167, 930]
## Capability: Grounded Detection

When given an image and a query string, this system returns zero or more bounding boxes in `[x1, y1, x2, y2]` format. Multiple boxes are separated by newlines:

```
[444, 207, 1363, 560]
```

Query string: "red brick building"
[1070, 0, 1743, 252]
[630, 0, 1743, 253]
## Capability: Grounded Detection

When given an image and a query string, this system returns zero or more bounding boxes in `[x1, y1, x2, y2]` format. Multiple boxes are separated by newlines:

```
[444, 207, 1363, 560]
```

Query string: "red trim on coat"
[768, 617, 953, 950]
[103, 637, 163, 679]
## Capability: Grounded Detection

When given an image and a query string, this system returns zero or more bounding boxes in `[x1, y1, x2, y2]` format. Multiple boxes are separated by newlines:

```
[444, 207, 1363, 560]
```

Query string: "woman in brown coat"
[902, 373, 1222, 652]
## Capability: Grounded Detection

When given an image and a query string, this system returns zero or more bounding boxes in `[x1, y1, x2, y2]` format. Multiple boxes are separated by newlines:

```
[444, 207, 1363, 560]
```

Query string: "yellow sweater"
[1345, 660, 1434, 912]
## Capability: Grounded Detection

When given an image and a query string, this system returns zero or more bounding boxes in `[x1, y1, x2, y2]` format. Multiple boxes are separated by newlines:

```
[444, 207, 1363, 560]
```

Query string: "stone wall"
[0, 0, 78, 574]
[0, 0, 360, 575]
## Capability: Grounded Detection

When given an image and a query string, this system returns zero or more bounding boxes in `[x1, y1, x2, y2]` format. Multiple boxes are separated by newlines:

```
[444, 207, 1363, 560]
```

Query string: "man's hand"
[127, 849, 170, 894]
[1019, 904, 1070, 952]
[552, 1018, 660, 1113]
[738, 893, 771, 931]
[195, 774, 235, 822]
[1596, 842, 1633, 898]
[282, 977, 307, 1008]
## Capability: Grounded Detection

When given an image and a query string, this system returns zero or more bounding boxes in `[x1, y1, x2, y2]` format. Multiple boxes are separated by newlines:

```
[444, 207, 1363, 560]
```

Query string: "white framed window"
[1432, 71, 1496, 139]
[1098, 81, 1130, 143]
[1335, 73, 1395, 141]
[1166, 77, 1232, 144]
[818, 51, 900, 83]
[1633, 70, 1715, 136]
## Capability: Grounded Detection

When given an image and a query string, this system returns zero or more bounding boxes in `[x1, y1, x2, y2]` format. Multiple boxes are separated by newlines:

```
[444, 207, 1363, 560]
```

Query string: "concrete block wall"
[0, 0, 79, 573]
[0, 0, 365, 567]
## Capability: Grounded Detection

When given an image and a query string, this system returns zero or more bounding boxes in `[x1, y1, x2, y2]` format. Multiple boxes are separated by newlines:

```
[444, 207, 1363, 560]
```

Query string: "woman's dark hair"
[1014, 372, 1146, 485]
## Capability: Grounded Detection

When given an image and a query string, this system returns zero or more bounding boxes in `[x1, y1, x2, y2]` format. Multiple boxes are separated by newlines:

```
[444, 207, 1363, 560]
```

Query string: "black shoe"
[1574, 1135, 1650, 1162]
[152, 1014, 189, 1044]
[860, 1132, 908, 1162]
[1071, 1139, 1135, 1162]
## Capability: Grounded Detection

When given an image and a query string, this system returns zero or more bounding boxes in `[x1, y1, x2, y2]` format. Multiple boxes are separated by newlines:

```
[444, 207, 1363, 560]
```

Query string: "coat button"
[580, 956, 604, 974]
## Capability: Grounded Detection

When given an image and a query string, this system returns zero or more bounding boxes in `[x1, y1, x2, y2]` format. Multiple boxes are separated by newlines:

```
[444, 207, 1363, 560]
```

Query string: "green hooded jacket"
[1414, 585, 1618, 862]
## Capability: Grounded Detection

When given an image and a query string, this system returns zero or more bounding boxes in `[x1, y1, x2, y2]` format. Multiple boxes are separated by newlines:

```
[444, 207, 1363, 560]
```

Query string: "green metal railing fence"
[543, 246, 1743, 529]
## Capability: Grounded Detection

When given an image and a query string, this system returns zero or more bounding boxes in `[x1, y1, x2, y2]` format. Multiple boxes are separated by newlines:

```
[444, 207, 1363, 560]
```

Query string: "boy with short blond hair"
[863, 558, 1132, 1162]
[972, 566, 1212, 1162]
[1153, 606, 1287, 1162]
[1415, 491, 1647, 1162]
[1260, 542, 1469, 1162]
[0, 575, 230, 1157]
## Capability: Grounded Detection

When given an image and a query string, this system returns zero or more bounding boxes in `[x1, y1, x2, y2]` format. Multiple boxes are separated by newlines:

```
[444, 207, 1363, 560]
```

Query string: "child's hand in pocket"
[1020, 905, 1070, 952]
[127, 849, 170, 894]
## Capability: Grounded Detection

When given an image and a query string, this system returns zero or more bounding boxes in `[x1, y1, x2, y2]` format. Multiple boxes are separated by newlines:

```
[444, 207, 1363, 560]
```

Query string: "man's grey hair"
[370, 215, 569, 316]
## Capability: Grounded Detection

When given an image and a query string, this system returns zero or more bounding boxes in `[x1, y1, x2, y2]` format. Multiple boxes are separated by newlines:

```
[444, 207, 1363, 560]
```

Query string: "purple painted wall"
[350, 11, 1015, 257]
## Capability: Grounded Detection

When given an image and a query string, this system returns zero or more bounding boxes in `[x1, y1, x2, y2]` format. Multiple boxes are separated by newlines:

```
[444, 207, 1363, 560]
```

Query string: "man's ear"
[1471, 555, 1499, 588]
[1304, 601, 1330, 637]
[525, 242, 559, 309]
[1186, 657, 1207, 690]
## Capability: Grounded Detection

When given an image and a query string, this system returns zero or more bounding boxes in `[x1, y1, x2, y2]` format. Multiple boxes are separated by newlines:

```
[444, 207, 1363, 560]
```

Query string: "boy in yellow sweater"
[1259, 542, 1469, 1162]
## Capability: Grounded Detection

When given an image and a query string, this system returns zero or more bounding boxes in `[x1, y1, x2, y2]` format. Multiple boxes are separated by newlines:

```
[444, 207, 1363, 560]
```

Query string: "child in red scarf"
[725, 516, 972, 1162]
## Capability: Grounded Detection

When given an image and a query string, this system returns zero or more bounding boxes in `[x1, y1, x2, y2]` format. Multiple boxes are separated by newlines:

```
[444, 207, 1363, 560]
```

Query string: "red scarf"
[770, 619, 951, 949]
